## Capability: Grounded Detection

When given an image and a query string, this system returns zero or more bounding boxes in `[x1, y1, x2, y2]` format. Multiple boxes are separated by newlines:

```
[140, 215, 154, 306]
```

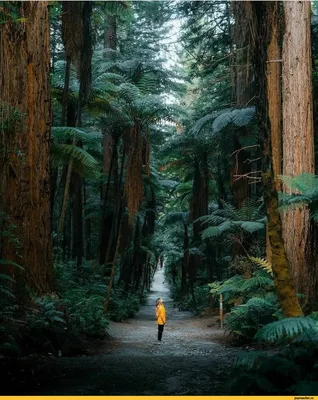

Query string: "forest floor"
[1, 269, 241, 395]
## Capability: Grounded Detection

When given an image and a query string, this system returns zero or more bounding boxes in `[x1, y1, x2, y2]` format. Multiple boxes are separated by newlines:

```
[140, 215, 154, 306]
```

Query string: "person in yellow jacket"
[156, 297, 166, 342]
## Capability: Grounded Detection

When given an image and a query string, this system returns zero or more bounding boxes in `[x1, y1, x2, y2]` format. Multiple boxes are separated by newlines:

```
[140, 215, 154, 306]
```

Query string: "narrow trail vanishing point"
[4, 268, 238, 395]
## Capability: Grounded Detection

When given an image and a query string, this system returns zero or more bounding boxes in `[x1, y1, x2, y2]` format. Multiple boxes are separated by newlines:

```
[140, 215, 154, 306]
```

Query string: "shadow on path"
[1, 268, 238, 395]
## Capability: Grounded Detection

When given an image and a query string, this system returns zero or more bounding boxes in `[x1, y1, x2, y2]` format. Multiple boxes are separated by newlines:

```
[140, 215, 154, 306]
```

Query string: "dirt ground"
[1, 269, 239, 395]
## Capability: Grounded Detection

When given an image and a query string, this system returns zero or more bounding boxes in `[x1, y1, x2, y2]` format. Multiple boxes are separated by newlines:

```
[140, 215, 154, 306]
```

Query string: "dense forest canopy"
[2, 0, 318, 395]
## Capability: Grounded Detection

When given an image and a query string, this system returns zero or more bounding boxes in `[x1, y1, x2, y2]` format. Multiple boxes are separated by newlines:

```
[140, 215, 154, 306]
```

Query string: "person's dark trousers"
[158, 324, 164, 341]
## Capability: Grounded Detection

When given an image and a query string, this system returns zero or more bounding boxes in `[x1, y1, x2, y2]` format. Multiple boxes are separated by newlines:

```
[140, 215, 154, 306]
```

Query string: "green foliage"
[201, 199, 265, 241]
[0, 102, 25, 135]
[255, 317, 317, 343]
[27, 295, 66, 329]
[51, 126, 101, 177]
[228, 351, 299, 395]
[108, 289, 145, 322]
[54, 261, 109, 338]
[0, 3, 26, 25]
[212, 107, 256, 133]
[208, 255, 278, 339]
[249, 256, 273, 275]
[228, 315, 318, 395]
[64, 287, 109, 338]
[225, 294, 278, 339]
[279, 173, 318, 221]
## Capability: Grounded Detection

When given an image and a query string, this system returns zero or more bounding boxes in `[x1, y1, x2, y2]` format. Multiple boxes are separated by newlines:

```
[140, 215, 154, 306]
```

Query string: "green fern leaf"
[212, 107, 255, 133]
[52, 144, 99, 171]
[0, 259, 24, 270]
[234, 221, 265, 233]
[52, 126, 102, 144]
[249, 256, 273, 275]
[241, 275, 274, 293]
[0, 273, 15, 283]
[202, 221, 233, 239]
[255, 317, 317, 343]
[0, 287, 15, 298]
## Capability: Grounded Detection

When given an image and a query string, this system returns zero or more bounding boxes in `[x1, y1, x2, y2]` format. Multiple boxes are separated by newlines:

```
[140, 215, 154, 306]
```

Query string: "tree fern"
[202, 221, 233, 239]
[190, 109, 228, 135]
[226, 297, 279, 338]
[241, 272, 274, 293]
[255, 317, 318, 343]
[52, 144, 99, 171]
[234, 220, 265, 233]
[52, 126, 102, 144]
[201, 199, 265, 240]
[212, 106, 256, 133]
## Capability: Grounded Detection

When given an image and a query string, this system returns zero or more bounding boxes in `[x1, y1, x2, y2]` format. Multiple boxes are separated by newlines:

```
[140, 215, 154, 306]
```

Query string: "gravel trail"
[2, 268, 238, 395]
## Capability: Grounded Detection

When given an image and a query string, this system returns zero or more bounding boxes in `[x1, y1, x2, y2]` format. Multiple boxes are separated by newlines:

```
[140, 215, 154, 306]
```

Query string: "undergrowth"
[0, 259, 147, 358]
[207, 255, 318, 395]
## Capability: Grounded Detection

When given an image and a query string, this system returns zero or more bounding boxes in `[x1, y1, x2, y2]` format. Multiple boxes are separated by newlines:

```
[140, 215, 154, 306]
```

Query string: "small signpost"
[219, 294, 223, 329]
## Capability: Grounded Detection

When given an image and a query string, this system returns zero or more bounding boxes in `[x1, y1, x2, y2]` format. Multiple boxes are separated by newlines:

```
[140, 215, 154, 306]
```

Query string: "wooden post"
[219, 294, 223, 329]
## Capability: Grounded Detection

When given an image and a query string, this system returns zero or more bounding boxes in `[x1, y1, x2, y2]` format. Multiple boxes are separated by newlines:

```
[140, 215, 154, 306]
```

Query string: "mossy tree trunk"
[265, 1, 282, 263]
[253, 1, 303, 317]
[0, 2, 52, 295]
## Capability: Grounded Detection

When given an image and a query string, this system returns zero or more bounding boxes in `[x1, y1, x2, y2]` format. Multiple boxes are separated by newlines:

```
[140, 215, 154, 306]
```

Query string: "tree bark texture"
[232, 1, 255, 107]
[253, 1, 302, 317]
[281, 1, 315, 302]
[231, 1, 256, 217]
[265, 1, 282, 263]
[0, 2, 52, 294]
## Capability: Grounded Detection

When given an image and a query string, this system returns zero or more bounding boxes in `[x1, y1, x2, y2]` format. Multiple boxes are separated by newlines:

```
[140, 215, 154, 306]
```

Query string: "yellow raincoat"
[156, 303, 166, 325]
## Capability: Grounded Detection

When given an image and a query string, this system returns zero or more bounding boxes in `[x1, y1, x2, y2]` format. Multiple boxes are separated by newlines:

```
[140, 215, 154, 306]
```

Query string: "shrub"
[108, 289, 145, 322]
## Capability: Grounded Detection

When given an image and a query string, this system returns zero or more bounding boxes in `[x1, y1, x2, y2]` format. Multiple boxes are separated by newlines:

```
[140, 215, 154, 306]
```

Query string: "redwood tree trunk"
[253, 1, 302, 317]
[0, 2, 52, 294]
[281, 1, 315, 304]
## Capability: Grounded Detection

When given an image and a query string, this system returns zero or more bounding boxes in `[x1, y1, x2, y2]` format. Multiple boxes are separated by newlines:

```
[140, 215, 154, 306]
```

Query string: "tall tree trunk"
[57, 2, 83, 247]
[99, 14, 117, 265]
[58, 2, 93, 269]
[281, 1, 315, 306]
[253, 1, 302, 317]
[232, 1, 255, 107]
[231, 2, 256, 258]
[265, 1, 282, 263]
[181, 223, 189, 296]
[104, 215, 124, 313]
[232, 1, 256, 204]
[0, 2, 52, 295]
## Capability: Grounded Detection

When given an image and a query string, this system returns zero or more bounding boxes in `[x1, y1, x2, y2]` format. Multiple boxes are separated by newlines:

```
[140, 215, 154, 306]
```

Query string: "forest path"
[6, 269, 238, 395]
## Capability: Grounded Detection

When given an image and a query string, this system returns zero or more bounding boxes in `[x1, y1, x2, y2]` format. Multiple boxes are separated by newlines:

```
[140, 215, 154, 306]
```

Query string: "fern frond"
[190, 110, 225, 135]
[0, 259, 24, 270]
[52, 127, 102, 144]
[279, 173, 318, 194]
[234, 351, 297, 374]
[212, 107, 256, 133]
[241, 273, 274, 293]
[202, 221, 233, 239]
[255, 317, 317, 343]
[249, 256, 273, 275]
[233, 220, 265, 234]
[0, 273, 15, 283]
